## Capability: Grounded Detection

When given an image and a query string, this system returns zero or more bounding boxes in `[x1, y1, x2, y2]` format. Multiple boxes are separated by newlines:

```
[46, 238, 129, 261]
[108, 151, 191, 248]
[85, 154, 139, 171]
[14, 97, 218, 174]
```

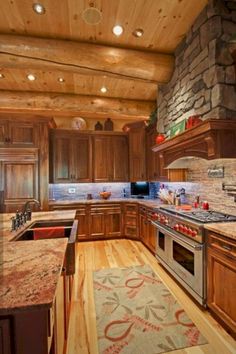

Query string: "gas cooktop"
[160, 206, 236, 223]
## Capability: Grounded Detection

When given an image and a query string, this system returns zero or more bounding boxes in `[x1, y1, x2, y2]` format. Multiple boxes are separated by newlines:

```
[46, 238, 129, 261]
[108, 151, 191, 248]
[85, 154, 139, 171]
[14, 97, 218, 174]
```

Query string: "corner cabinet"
[207, 231, 236, 336]
[50, 130, 92, 183]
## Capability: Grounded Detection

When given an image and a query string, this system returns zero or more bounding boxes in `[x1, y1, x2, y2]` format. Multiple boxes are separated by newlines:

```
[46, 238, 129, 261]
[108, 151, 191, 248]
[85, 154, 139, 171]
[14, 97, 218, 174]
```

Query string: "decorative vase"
[104, 118, 113, 131]
[95, 121, 103, 130]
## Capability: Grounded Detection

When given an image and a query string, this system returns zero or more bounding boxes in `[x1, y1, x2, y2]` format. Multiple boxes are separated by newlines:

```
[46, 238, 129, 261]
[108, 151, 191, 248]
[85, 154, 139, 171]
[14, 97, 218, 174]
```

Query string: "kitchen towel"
[33, 226, 65, 240]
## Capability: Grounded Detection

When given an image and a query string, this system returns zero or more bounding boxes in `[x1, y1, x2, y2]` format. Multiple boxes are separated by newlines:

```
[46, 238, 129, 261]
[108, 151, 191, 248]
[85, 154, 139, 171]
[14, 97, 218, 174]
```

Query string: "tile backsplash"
[49, 183, 131, 200]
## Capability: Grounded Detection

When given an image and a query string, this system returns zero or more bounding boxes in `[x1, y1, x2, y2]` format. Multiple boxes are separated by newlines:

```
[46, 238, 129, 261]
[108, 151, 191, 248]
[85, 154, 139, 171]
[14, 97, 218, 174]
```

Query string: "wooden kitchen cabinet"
[139, 206, 156, 253]
[89, 203, 122, 239]
[123, 203, 139, 239]
[0, 318, 12, 354]
[207, 232, 236, 336]
[50, 130, 92, 183]
[129, 122, 146, 181]
[93, 133, 129, 182]
[0, 148, 39, 212]
[0, 118, 35, 146]
[75, 205, 88, 240]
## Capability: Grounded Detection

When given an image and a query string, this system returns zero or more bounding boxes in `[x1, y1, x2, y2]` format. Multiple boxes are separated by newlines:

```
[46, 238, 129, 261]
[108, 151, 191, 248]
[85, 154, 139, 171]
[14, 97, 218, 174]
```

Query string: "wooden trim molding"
[152, 119, 236, 166]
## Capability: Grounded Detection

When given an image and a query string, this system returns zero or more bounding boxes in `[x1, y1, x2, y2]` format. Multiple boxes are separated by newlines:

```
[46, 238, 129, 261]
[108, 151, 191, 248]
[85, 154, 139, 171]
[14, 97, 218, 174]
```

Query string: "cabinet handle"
[222, 244, 232, 251]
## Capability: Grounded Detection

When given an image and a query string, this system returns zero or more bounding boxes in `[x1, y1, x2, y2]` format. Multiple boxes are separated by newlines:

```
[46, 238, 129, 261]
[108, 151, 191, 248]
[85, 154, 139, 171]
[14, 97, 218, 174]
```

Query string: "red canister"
[202, 201, 209, 210]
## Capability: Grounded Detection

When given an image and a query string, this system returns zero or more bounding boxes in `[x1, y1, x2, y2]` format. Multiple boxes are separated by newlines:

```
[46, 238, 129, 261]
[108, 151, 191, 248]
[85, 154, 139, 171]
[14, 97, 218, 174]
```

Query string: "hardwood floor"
[66, 239, 236, 354]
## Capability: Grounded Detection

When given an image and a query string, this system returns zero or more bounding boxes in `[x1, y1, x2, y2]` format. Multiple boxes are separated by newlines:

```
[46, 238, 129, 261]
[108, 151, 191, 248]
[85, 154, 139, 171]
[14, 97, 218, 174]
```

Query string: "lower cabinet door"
[0, 318, 12, 354]
[89, 211, 106, 238]
[106, 209, 122, 237]
[148, 220, 157, 253]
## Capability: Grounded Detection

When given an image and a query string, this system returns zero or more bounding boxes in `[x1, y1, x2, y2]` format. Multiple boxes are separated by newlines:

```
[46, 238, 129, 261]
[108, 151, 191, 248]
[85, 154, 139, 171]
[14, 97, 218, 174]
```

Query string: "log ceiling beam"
[0, 90, 156, 119]
[0, 34, 174, 84]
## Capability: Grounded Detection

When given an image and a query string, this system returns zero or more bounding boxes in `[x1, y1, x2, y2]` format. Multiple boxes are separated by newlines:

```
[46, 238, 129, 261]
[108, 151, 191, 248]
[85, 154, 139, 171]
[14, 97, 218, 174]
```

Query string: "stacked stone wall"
[157, 0, 236, 133]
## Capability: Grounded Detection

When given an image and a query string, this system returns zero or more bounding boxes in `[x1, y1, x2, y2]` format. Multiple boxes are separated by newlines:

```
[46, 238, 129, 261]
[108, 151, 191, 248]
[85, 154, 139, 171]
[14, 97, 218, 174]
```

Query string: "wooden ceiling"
[0, 0, 208, 121]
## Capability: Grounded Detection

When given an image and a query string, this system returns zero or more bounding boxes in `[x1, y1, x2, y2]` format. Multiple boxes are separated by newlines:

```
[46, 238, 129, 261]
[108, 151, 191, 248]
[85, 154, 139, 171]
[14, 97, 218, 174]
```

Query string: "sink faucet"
[23, 199, 41, 220]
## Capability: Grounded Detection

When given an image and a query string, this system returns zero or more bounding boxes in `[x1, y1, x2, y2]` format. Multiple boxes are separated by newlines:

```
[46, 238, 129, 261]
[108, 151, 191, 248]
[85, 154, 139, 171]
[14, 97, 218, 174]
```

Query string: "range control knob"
[192, 230, 198, 237]
[164, 218, 168, 225]
[152, 213, 158, 221]
[174, 224, 179, 231]
[183, 226, 188, 233]
[179, 224, 183, 231]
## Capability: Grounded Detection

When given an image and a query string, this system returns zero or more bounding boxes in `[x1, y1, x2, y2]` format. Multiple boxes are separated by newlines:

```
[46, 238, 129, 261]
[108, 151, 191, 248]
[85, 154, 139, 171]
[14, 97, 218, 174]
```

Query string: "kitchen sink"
[11, 219, 78, 276]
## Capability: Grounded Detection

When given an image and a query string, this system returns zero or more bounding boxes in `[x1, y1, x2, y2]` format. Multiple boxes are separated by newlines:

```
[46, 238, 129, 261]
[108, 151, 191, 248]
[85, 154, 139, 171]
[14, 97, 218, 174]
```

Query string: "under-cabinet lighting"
[112, 25, 123, 36]
[27, 74, 36, 81]
[32, 3, 46, 15]
[100, 86, 107, 93]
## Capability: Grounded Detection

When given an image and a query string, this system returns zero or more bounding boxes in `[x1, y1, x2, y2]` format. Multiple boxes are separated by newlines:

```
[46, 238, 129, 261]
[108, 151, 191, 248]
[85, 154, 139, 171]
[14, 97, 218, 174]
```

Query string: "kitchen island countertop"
[0, 238, 67, 314]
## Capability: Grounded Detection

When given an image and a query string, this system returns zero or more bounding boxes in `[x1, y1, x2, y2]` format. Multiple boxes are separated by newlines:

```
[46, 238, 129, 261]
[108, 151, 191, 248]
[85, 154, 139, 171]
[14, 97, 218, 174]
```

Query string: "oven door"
[153, 221, 170, 264]
[169, 233, 204, 299]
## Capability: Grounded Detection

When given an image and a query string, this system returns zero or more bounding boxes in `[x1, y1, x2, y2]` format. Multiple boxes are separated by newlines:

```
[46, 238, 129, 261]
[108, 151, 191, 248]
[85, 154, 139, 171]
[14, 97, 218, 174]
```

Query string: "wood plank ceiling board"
[0, 68, 157, 100]
[0, 0, 208, 119]
[0, 0, 208, 53]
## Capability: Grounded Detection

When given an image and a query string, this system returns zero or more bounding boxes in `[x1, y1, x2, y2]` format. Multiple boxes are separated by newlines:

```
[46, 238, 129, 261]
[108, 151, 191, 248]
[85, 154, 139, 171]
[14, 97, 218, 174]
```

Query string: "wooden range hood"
[152, 119, 236, 167]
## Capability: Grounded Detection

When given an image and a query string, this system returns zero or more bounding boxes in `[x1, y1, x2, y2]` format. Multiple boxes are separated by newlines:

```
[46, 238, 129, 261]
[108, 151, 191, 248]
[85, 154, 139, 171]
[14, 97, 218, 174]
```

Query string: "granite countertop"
[0, 238, 67, 314]
[1, 210, 76, 242]
[49, 198, 163, 208]
[204, 222, 236, 240]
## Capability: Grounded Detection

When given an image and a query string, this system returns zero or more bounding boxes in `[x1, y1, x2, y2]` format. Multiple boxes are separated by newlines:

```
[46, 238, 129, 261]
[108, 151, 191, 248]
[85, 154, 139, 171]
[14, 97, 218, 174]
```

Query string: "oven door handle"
[151, 221, 203, 251]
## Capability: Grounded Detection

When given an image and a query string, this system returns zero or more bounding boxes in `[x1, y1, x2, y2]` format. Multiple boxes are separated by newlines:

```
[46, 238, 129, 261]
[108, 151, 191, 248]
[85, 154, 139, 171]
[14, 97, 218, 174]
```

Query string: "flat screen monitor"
[131, 182, 149, 198]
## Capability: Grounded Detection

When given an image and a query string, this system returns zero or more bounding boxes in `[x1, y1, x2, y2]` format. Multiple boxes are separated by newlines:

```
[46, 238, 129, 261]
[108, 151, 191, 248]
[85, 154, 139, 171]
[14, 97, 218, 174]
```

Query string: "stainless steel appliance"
[151, 206, 236, 306]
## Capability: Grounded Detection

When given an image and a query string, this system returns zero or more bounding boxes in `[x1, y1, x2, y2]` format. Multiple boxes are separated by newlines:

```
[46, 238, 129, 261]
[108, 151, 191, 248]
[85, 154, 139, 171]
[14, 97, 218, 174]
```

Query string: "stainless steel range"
[151, 206, 236, 306]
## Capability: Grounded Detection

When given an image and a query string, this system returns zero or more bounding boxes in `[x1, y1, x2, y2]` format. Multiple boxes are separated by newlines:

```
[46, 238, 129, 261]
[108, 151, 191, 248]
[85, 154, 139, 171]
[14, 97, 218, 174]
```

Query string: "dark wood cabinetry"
[207, 232, 236, 336]
[123, 203, 139, 239]
[93, 133, 128, 182]
[89, 204, 122, 239]
[129, 122, 146, 181]
[0, 318, 12, 354]
[0, 148, 39, 212]
[146, 125, 159, 181]
[139, 205, 156, 253]
[50, 130, 92, 183]
[0, 119, 35, 146]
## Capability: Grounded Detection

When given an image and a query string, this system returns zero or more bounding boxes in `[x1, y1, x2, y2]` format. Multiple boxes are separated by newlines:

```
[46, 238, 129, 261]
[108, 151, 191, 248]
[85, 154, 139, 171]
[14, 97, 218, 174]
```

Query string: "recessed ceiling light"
[27, 74, 36, 81]
[32, 3, 46, 15]
[112, 25, 123, 36]
[0, 73, 4, 79]
[58, 77, 65, 83]
[100, 86, 107, 93]
[133, 28, 144, 38]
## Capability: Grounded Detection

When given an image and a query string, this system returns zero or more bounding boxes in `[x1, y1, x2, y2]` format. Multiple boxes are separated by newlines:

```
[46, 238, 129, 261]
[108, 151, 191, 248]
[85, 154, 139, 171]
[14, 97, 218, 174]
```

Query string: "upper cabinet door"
[93, 136, 112, 182]
[0, 120, 35, 146]
[9, 122, 35, 145]
[73, 135, 92, 182]
[112, 136, 129, 182]
[129, 127, 146, 181]
[52, 136, 72, 183]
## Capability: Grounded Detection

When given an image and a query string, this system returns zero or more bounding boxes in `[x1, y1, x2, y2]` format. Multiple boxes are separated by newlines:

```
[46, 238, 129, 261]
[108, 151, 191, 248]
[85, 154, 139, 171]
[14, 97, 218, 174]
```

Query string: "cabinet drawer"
[125, 215, 137, 226]
[124, 203, 138, 214]
[125, 225, 137, 238]
[208, 233, 236, 260]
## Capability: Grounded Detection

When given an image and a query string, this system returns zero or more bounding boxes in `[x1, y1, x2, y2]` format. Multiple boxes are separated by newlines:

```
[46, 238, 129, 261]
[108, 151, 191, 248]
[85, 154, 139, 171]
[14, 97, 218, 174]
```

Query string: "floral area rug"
[93, 264, 207, 354]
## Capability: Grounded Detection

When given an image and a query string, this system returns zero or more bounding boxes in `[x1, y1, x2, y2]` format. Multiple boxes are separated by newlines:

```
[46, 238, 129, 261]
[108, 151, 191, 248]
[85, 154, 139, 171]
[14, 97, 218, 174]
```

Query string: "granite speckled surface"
[204, 222, 236, 240]
[49, 198, 163, 208]
[1, 210, 76, 242]
[0, 238, 67, 314]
